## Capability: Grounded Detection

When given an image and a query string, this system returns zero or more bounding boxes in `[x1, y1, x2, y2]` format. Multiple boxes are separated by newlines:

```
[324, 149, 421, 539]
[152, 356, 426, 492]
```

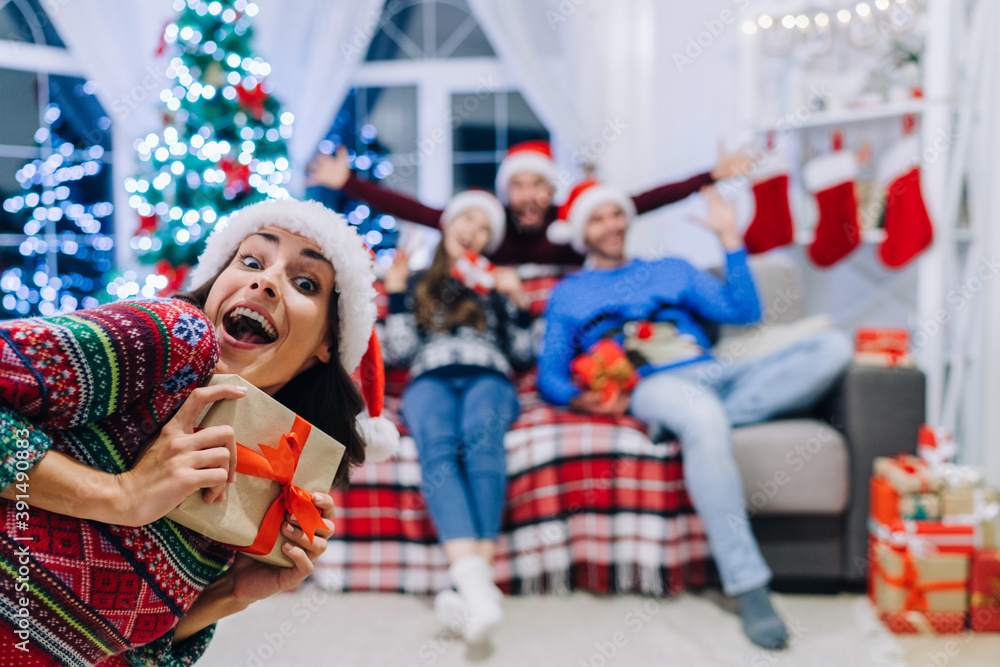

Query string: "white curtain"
[467, 0, 739, 266]
[254, 0, 385, 177]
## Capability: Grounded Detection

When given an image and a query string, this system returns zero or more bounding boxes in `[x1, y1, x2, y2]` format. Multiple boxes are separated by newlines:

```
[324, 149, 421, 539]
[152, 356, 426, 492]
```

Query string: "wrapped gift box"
[570, 339, 638, 406]
[870, 477, 942, 524]
[970, 549, 1000, 632]
[901, 493, 942, 521]
[855, 327, 915, 368]
[870, 539, 969, 635]
[942, 487, 999, 523]
[873, 454, 945, 494]
[166, 374, 345, 567]
[451, 250, 495, 296]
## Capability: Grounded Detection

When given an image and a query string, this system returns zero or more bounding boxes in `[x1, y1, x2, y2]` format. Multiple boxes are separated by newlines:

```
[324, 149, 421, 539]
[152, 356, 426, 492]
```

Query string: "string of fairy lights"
[741, 0, 923, 54]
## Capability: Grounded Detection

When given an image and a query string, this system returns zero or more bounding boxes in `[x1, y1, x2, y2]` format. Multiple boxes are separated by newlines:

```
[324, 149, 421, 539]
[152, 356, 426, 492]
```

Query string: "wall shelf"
[752, 99, 927, 133]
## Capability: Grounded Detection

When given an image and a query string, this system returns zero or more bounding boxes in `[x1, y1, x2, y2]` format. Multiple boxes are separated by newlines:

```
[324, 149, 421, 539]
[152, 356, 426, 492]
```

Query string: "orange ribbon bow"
[224, 416, 325, 556]
[571, 339, 638, 405]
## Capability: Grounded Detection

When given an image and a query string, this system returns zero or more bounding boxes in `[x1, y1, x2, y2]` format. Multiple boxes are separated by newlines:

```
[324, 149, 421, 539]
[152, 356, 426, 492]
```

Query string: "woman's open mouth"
[223, 306, 278, 346]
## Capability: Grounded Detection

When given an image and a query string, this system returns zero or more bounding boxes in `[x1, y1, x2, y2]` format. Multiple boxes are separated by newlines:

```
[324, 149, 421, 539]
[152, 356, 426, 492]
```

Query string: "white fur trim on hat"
[441, 190, 507, 255]
[750, 150, 792, 183]
[561, 184, 636, 256]
[356, 414, 400, 462]
[878, 136, 921, 186]
[495, 153, 558, 204]
[187, 198, 377, 374]
[803, 151, 859, 193]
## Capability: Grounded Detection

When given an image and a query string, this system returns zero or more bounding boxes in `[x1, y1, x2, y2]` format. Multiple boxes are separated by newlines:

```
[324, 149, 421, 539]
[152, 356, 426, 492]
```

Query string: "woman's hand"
[114, 384, 245, 527]
[305, 146, 351, 190]
[226, 492, 336, 604]
[172, 492, 337, 645]
[384, 249, 410, 294]
[691, 186, 743, 251]
[493, 267, 529, 309]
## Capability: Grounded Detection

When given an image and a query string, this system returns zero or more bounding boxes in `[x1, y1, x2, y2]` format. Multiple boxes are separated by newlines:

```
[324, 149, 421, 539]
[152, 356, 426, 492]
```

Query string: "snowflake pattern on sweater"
[0, 298, 233, 667]
[382, 274, 534, 378]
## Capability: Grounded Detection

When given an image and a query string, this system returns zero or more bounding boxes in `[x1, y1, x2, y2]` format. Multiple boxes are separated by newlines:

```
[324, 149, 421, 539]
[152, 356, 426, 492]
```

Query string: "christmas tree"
[1, 97, 114, 318]
[127, 0, 292, 290]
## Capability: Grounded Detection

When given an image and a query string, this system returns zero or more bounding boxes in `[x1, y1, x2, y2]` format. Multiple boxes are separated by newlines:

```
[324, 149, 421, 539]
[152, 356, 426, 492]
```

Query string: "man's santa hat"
[494, 140, 559, 204]
[440, 189, 507, 255]
[546, 180, 635, 255]
[188, 198, 398, 461]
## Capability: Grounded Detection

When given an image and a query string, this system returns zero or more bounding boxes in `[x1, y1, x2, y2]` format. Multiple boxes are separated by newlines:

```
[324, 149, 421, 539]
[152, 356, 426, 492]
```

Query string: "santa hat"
[187, 198, 399, 461]
[546, 180, 636, 255]
[440, 189, 507, 255]
[494, 140, 558, 204]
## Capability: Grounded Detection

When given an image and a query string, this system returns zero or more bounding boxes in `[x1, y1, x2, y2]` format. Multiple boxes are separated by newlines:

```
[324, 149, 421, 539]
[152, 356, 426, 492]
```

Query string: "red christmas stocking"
[877, 137, 933, 268]
[804, 151, 861, 267]
[744, 152, 794, 254]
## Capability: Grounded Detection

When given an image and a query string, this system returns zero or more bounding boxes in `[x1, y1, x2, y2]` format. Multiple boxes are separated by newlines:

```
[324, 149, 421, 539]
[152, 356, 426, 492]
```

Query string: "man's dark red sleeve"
[340, 172, 444, 229]
[630, 171, 716, 215]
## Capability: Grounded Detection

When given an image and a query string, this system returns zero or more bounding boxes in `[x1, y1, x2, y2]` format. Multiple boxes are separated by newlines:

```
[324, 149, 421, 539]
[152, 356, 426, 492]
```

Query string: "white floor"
[199, 586, 1000, 666]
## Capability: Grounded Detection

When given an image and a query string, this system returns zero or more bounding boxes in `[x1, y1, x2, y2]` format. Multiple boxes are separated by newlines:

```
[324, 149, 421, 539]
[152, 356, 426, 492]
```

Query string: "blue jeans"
[401, 370, 520, 542]
[629, 330, 852, 595]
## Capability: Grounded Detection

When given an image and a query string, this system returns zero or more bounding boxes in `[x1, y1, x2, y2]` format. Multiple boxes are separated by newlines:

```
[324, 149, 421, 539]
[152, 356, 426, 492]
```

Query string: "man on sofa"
[537, 181, 852, 650]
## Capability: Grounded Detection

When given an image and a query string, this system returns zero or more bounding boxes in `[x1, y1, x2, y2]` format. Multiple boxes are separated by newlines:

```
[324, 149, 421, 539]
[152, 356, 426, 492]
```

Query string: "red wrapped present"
[570, 339, 638, 406]
[870, 539, 969, 635]
[451, 250, 495, 296]
[855, 327, 914, 367]
[970, 549, 1000, 632]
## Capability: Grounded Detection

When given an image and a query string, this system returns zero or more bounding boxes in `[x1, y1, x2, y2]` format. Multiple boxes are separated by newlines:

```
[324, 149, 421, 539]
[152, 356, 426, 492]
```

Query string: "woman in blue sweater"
[381, 190, 534, 644]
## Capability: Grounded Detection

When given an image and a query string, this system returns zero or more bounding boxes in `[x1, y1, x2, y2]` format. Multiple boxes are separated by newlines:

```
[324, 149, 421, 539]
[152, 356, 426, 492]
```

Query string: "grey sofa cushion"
[732, 419, 849, 516]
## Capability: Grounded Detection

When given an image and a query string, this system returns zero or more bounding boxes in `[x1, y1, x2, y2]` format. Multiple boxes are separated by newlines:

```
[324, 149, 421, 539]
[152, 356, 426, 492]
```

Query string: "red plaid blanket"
[316, 274, 711, 596]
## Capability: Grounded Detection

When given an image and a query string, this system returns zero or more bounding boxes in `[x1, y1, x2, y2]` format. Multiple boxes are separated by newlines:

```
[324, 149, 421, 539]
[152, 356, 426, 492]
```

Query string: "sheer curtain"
[466, 0, 670, 192]
[254, 0, 385, 177]
[467, 0, 743, 266]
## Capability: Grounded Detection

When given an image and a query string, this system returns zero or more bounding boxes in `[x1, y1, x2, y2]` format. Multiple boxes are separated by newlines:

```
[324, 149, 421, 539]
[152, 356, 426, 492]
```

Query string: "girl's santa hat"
[546, 180, 635, 255]
[494, 140, 559, 204]
[188, 198, 399, 461]
[441, 189, 507, 255]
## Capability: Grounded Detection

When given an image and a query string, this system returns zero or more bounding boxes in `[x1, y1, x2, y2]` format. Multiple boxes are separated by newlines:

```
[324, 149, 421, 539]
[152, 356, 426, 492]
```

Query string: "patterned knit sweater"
[383, 274, 534, 379]
[0, 298, 234, 666]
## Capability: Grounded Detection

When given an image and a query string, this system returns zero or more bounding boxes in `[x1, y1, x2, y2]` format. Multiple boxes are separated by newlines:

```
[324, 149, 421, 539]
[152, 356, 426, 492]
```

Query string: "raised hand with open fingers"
[305, 145, 351, 190]
[691, 186, 743, 251]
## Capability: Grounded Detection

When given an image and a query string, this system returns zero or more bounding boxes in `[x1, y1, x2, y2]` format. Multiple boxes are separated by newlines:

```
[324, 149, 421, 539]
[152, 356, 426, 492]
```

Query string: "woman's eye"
[295, 277, 318, 293]
[240, 255, 262, 270]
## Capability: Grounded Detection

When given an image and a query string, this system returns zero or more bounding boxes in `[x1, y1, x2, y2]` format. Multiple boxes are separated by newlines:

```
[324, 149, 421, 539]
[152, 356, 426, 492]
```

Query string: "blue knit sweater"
[537, 249, 761, 406]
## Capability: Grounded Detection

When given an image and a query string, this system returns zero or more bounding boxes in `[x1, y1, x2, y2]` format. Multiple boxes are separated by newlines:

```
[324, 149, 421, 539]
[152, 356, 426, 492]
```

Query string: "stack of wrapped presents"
[868, 429, 1000, 634]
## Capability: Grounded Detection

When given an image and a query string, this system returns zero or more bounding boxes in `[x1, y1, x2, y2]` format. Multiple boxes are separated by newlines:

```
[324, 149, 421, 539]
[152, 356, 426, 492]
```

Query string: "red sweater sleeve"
[630, 171, 716, 215]
[340, 173, 443, 229]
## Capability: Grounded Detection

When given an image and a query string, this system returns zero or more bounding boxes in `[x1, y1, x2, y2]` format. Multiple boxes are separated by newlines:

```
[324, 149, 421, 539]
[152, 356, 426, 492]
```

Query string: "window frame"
[352, 57, 531, 208]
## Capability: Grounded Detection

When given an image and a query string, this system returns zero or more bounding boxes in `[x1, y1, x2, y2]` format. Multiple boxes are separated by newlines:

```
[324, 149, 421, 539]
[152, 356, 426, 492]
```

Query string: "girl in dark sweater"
[381, 190, 532, 644]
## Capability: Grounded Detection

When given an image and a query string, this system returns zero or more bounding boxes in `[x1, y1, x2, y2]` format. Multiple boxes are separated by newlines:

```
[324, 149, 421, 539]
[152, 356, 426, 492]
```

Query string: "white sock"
[434, 589, 469, 634]
[448, 555, 503, 643]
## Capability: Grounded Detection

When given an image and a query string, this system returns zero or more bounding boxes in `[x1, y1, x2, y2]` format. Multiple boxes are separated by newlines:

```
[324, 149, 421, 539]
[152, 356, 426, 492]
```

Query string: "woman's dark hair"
[413, 242, 486, 332]
[176, 258, 367, 488]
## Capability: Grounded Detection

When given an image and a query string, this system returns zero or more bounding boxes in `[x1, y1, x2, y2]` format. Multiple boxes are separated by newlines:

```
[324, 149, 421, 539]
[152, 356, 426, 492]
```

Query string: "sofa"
[314, 254, 925, 595]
